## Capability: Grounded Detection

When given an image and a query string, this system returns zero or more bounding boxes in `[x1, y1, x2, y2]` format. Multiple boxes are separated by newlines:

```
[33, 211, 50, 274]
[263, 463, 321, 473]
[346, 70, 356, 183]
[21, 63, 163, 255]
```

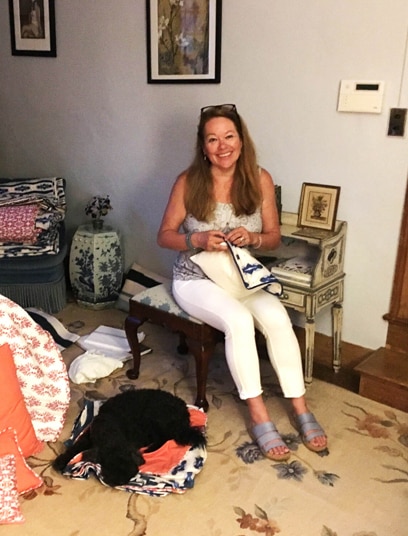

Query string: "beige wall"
[0, 0, 407, 350]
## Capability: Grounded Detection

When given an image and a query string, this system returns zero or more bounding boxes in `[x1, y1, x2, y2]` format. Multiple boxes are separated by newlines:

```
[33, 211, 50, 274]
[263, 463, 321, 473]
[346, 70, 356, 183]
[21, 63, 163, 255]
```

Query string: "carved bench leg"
[125, 315, 145, 380]
[188, 339, 215, 412]
[177, 332, 189, 355]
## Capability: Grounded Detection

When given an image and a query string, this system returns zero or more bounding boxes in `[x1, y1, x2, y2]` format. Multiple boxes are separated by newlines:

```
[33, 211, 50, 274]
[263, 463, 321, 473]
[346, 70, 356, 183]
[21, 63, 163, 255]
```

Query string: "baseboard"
[292, 326, 373, 370]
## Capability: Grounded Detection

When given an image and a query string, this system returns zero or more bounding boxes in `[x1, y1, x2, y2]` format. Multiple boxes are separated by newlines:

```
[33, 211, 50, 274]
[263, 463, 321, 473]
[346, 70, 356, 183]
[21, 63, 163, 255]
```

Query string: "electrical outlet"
[387, 108, 407, 137]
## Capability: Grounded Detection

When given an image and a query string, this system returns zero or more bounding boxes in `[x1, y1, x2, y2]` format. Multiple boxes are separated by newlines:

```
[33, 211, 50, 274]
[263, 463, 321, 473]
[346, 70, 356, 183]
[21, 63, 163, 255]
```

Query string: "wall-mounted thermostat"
[337, 80, 385, 113]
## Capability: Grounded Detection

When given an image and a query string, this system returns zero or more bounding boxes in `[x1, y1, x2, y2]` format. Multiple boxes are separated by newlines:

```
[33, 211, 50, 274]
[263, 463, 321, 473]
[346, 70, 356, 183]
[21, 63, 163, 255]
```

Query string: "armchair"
[0, 177, 67, 313]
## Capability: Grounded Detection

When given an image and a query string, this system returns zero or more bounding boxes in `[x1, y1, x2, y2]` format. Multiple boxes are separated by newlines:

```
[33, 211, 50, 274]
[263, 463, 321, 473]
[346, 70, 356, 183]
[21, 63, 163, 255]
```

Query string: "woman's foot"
[249, 421, 291, 461]
[292, 412, 327, 453]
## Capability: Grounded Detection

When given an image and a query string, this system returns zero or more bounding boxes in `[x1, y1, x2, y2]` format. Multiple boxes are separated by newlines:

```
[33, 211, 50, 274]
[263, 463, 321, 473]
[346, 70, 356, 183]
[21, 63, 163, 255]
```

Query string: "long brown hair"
[185, 106, 262, 222]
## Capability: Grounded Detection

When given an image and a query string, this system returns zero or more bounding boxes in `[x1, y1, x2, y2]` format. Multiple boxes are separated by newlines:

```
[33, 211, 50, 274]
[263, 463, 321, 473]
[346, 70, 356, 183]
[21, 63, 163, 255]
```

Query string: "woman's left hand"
[225, 227, 252, 247]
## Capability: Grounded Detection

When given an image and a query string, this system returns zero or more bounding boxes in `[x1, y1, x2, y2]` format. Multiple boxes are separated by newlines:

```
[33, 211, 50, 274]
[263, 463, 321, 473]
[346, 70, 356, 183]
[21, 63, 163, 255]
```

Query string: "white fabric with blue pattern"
[191, 242, 282, 299]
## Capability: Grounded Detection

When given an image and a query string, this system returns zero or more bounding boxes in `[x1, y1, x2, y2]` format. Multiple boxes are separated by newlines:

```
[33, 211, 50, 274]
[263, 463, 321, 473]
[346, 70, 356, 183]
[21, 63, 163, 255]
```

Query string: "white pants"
[173, 279, 306, 400]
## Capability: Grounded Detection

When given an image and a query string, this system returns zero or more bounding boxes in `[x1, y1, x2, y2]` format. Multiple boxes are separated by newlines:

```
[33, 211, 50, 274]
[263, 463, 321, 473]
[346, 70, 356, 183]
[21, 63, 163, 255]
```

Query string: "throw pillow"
[116, 262, 170, 312]
[191, 243, 282, 299]
[0, 344, 43, 457]
[0, 454, 25, 525]
[0, 294, 70, 443]
[0, 428, 43, 495]
[0, 205, 40, 243]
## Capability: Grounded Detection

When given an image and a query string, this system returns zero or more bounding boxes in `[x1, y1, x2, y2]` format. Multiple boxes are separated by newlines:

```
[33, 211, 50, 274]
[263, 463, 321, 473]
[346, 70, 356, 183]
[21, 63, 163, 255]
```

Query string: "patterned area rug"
[7, 302, 408, 536]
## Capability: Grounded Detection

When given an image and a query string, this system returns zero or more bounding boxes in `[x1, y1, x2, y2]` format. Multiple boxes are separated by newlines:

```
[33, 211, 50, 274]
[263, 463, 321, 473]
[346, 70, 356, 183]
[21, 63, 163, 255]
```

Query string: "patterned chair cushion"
[131, 281, 203, 325]
[116, 262, 169, 312]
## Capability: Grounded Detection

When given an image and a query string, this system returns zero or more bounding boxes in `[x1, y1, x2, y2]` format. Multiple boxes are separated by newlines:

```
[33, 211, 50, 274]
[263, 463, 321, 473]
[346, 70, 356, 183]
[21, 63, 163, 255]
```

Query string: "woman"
[157, 104, 327, 460]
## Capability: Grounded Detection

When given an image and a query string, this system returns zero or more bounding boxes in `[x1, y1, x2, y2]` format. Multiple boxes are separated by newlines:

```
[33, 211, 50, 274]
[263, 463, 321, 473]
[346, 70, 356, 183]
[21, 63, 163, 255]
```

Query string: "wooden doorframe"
[383, 177, 408, 352]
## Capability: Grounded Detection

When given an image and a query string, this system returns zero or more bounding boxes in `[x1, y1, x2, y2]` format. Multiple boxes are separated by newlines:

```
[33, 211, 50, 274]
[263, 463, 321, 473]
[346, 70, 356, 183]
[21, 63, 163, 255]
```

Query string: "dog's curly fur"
[52, 389, 206, 487]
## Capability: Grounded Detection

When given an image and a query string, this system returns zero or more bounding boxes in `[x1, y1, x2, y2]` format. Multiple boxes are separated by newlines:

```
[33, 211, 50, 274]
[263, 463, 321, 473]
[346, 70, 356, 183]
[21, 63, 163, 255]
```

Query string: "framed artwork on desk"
[9, 0, 56, 57]
[298, 182, 341, 231]
[146, 0, 222, 84]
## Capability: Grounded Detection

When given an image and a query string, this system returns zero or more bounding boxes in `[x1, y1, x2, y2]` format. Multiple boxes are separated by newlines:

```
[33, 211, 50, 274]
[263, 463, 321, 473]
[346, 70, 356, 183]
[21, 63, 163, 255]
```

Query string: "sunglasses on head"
[200, 103, 238, 115]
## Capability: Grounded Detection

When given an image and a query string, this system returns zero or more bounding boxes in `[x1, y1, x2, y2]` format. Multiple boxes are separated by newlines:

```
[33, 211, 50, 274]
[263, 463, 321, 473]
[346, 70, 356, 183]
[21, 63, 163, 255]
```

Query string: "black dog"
[52, 389, 206, 487]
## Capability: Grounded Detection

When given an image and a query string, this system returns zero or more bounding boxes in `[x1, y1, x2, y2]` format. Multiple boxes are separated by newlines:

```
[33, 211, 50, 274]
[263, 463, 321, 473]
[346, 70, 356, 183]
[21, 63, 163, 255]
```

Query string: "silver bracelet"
[185, 231, 196, 250]
[253, 234, 262, 249]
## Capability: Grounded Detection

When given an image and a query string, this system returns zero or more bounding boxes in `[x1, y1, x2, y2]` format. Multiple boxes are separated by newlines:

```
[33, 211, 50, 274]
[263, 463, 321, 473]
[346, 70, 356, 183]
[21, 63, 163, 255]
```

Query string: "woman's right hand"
[192, 230, 228, 252]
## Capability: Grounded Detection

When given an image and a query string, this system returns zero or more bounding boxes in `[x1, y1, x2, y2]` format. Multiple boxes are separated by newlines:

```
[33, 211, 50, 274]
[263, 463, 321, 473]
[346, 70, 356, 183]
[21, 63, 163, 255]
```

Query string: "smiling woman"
[156, 104, 328, 462]
[202, 116, 242, 175]
[184, 103, 261, 222]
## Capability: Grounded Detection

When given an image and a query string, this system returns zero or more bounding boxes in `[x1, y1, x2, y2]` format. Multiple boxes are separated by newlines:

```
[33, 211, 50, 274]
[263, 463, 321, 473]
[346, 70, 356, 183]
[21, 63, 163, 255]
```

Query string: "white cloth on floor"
[77, 325, 145, 361]
[68, 351, 124, 384]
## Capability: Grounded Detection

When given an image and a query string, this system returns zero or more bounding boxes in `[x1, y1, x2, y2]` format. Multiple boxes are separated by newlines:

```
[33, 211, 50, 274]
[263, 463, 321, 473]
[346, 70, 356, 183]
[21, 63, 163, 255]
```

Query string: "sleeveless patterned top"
[173, 202, 262, 281]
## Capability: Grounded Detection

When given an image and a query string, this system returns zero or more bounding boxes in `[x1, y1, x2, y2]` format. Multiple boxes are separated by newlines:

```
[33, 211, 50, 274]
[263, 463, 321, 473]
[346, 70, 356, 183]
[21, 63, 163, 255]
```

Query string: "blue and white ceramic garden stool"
[69, 222, 123, 309]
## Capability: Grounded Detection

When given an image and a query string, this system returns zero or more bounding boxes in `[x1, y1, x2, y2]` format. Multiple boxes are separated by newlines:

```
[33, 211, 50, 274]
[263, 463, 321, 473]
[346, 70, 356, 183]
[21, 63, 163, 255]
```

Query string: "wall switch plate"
[387, 108, 407, 137]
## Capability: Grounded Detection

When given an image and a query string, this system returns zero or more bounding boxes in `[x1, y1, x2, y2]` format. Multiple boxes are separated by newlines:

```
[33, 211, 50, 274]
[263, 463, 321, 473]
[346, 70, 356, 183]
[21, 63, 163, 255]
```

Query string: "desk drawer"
[315, 280, 343, 312]
[280, 287, 306, 308]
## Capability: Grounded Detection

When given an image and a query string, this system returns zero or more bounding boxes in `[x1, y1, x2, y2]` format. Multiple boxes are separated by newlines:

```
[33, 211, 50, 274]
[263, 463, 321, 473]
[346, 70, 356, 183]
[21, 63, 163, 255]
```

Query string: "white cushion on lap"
[191, 251, 244, 298]
[191, 244, 282, 299]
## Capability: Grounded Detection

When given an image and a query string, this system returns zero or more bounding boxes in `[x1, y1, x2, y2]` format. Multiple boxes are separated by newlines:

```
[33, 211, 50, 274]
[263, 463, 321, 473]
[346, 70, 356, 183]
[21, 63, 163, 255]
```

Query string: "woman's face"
[202, 117, 242, 171]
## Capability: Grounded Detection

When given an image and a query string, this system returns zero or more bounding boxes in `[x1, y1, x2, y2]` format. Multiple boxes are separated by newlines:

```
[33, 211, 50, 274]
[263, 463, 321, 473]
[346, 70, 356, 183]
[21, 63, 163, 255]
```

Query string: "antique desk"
[258, 211, 347, 384]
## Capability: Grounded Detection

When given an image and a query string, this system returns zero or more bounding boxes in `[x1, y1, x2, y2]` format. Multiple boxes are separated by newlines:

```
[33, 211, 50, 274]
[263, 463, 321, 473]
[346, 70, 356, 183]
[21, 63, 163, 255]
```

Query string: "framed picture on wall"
[146, 0, 222, 84]
[297, 182, 341, 231]
[9, 0, 56, 57]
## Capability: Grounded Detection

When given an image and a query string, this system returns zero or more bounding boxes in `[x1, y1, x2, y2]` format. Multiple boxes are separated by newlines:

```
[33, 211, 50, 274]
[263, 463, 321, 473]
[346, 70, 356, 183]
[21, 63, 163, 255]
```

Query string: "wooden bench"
[125, 282, 222, 411]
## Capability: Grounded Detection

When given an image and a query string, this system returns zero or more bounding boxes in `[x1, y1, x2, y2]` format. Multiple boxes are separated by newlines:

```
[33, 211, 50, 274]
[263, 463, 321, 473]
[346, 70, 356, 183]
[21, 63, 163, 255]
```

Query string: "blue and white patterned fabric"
[191, 242, 282, 299]
[59, 399, 207, 497]
[227, 242, 283, 296]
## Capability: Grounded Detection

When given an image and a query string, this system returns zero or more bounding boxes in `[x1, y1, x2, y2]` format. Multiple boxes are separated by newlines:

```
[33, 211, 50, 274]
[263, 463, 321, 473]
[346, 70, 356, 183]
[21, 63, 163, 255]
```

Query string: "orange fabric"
[140, 408, 207, 474]
[0, 428, 43, 494]
[0, 344, 43, 457]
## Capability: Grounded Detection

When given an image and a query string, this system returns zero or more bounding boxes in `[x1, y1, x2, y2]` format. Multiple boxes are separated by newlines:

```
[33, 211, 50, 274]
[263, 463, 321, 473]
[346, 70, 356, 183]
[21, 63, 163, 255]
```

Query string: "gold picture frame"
[298, 182, 341, 231]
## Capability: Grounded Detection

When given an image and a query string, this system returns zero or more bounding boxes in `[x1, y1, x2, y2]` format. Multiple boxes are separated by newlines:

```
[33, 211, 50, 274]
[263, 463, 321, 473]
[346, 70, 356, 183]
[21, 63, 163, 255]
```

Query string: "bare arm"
[157, 173, 226, 252]
[157, 173, 189, 251]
